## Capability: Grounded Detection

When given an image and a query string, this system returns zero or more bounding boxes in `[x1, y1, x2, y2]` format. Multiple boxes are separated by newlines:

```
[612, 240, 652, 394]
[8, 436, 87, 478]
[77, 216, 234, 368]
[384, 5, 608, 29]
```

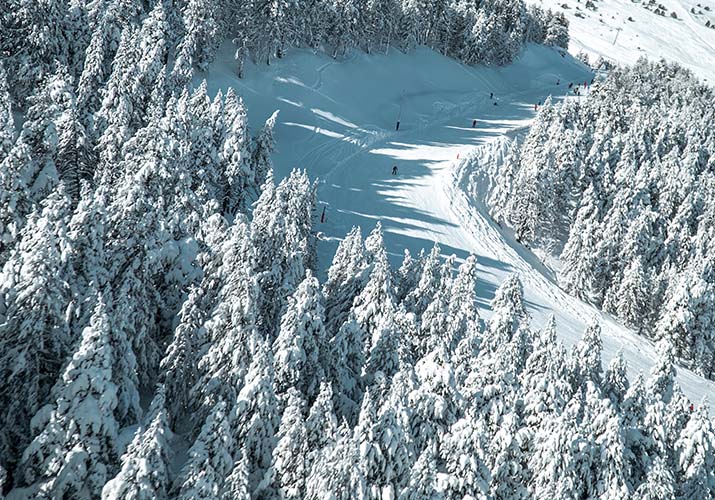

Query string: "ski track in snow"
[530, 0, 715, 82]
[200, 41, 715, 409]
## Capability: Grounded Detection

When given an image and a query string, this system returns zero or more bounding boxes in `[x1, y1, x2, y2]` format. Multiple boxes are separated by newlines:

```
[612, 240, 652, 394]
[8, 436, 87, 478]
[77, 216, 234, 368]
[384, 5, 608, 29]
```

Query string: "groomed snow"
[530, 0, 715, 82]
[199, 42, 715, 409]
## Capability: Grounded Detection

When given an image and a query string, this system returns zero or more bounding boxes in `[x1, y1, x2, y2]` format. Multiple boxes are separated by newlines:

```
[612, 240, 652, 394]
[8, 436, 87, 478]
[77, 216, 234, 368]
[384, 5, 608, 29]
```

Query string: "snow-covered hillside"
[200, 43, 715, 409]
[530, 0, 715, 81]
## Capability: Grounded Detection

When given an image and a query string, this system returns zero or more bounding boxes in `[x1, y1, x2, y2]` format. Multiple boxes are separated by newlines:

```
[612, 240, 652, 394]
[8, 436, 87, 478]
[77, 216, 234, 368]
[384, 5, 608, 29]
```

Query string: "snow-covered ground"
[199, 41, 715, 409]
[530, 0, 715, 82]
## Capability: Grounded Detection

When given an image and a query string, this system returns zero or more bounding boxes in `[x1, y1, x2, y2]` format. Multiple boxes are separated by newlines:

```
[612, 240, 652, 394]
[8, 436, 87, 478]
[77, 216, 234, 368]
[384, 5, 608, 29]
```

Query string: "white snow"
[199, 40, 715, 409]
[530, 0, 715, 82]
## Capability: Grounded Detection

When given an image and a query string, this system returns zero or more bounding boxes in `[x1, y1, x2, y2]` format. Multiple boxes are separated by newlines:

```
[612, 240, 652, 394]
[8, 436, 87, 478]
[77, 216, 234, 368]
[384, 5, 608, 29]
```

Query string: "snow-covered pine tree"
[251, 111, 280, 189]
[403, 243, 442, 318]
[328, 316, 368, 422]
[632, 456, 676, 500]
[674, 400, 715, 499]
[273, 271, 327, 401]
[323, 226, 369, 335]
[173, 399, 236, 500]
[0, 71, 74, 256]
[0, 62, 14, 162]
[102, 385, 173, 500]
[232, 342, 280, 491]
[603, 350, 630, 408]
[441, 412, 491, 498]
[570, 321, 604, 389]
[19, 295, 120, 498]
[394, 248, 422, 303]
[174, 0, 220, 72]
[647, 339, 677, 404]
[55, 90, 95, 201]
[350, 223, 395, 354]
[398, 441, 441, 499]
[418, 255, 454, 357]
[0, 187, 74, 470]
[481, 274, 529, 353]
[258, 388, 308, 499]
[221, 450, 251, 500]
[488, 411, 530, 499]
[220, 88, 252, 216]
[305, 382, 339, 463]
[191, 219, 259, 420]
[447, 255, 480, 350]
[304, 422, 360, 498]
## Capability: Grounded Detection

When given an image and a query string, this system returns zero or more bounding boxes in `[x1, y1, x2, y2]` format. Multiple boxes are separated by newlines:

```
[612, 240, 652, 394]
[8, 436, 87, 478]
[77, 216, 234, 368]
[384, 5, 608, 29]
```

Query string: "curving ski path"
[202, 43, 715, 409]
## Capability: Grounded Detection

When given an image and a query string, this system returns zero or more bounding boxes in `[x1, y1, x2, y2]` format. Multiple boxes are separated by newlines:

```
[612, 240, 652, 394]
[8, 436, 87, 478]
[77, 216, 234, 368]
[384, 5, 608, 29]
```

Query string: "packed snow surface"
[531, 0, 715, 81]
[200, 43, 715, 408]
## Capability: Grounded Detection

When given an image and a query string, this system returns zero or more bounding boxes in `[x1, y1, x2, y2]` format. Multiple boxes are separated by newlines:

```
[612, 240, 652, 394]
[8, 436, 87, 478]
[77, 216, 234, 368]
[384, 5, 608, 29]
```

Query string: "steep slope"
[200, 43, 715, 409]
[530, 0, 715, 81]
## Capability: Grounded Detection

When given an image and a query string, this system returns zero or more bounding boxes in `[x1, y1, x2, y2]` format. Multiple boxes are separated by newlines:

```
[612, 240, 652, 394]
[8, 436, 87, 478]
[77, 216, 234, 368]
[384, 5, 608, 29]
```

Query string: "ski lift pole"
[396, 89, 404, 131]
[612, 27, 622, 45]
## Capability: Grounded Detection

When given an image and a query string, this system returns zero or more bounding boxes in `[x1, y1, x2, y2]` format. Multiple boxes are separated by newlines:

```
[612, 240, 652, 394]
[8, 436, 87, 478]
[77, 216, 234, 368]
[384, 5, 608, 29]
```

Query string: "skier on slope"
[392, 165, 398, 175]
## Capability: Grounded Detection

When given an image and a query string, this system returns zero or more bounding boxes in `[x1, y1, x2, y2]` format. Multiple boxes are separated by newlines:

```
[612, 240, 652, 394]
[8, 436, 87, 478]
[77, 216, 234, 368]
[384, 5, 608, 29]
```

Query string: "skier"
[557, 79, 560, 85]
[472, 119, 477, 128]
[490, 92, 493, 99]
[689, 403, 694, 412]
[568, 82, 573, 89]
[392, 165, 398, 175]
[534, 103, 538, 111]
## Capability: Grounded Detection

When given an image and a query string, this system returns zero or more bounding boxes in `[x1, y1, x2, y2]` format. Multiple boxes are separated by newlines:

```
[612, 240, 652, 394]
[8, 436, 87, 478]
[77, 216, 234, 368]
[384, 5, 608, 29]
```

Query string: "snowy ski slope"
[530, 0, 715, 82]
[200, 41, 715, 408]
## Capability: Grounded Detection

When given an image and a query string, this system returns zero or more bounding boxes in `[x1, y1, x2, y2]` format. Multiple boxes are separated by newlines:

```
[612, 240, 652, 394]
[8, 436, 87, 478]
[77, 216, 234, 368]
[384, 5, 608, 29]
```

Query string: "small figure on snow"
[568, 82, 573, 89]
[689, 403, 694, 412]
[490, 92, 493, 99]
[472, 119, 477, 127]
[557, 79, 560, 85]
[534, 103, 538, 111]
[392, 165, 398, 175]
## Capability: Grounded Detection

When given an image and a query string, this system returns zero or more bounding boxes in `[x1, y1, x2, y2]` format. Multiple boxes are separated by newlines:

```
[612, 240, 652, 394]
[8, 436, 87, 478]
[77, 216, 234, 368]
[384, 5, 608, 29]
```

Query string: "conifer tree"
[102, 386, 173, 500]
[260, 388, 308, 498]
[0, 188, 74, 468]
[273, 271, 327, 401]
[20, 296, 120, 498]
[174, 399, 236, 500]
[674, 401, 715, 499]
[0, 62, 14, 162]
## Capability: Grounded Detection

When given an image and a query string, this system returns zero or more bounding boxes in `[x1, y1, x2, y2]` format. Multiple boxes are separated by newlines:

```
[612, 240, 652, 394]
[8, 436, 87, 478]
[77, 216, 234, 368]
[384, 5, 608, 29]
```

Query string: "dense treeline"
[1, 195, 714, 498]
[0, 0, 569, 106]
[2, 0, 712, 497]
[223, 0, 570, 74]
[488, 60, 715, 379]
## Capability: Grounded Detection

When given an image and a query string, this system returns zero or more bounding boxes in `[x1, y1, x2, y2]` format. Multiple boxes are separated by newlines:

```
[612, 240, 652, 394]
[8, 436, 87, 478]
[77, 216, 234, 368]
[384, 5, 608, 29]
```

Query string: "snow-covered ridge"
[200, 43, 715, 409]
[530, 0, 715, 82]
